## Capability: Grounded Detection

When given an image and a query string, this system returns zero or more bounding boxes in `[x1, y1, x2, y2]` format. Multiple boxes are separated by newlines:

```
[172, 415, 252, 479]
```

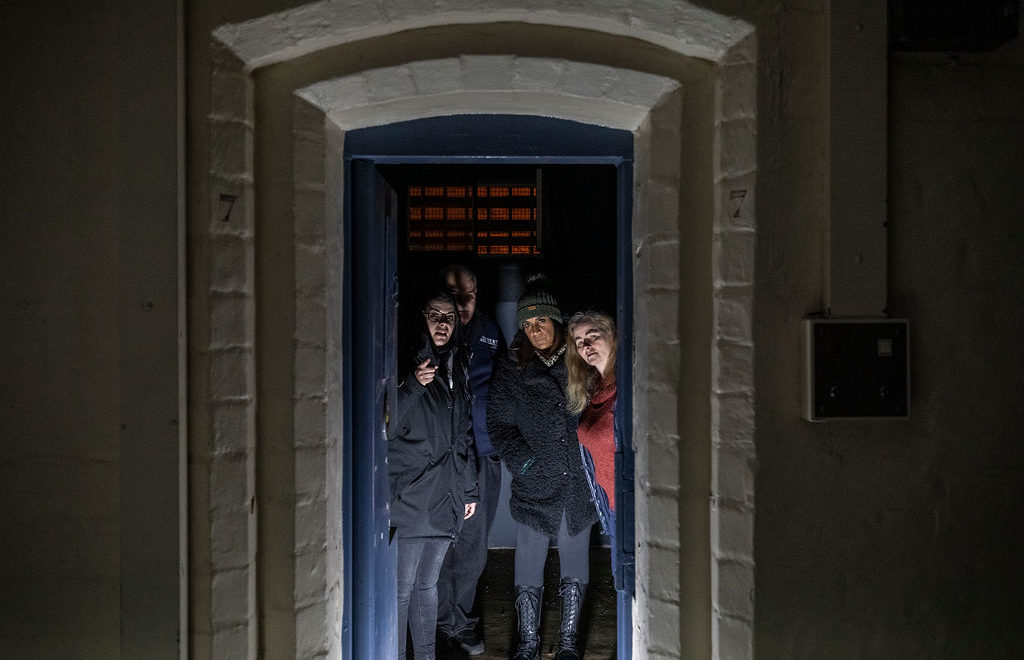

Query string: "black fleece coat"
[388, 341, 479, 540]
[487, 347, 598, 537]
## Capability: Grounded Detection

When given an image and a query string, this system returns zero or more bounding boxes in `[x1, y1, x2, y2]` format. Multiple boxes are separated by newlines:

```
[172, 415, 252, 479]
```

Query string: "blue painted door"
[348, 159, 399, 658]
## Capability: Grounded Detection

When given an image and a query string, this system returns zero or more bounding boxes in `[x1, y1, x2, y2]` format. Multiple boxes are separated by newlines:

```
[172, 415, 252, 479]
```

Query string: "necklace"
[536, 344, 566, 367]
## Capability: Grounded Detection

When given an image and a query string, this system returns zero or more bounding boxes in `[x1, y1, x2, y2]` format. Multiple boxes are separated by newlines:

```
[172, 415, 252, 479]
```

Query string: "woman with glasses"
[389, 289, 479, 659]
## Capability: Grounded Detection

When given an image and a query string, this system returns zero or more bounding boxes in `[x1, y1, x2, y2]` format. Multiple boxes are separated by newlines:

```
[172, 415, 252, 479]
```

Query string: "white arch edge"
[214, 4, 755, 70]
[298, 90, 681, 134]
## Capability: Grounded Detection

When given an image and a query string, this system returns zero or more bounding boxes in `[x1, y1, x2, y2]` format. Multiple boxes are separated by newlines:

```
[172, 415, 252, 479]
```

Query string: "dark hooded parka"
[388, 329, 479, 540]
[487, 337, 598, 537]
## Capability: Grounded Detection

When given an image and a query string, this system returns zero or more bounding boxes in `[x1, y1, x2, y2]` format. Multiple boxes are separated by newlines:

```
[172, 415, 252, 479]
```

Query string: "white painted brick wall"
[712, 340, 755, 394]
[713, 230, 756, 286]
[213, 1, 753, 67]
[712, 560, 754, 620]
[717, 172, 756, 233]
[647, 491, 683, 548]
[205, 43, 258, 660]
[209, 400, 247, 452]
[647, 596, 683, 657]
[647, 436, 683, 495]
[203, 5, 759, 659]
[710, 43, 758, 660]
[711, 393, 756, 448]
[712, 446, 756, 506]
[300, 58, 680, 133]
[715, 614, 754, 659]
[714, 286, 754, 341]
[295, 189, 327, 239]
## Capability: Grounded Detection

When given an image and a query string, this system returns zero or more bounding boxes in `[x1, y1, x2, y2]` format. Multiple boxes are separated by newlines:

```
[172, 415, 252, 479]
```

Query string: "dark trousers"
[514, 511, 592, 587]
[397, 536, 452, 660]
[436, 453, 503, 635]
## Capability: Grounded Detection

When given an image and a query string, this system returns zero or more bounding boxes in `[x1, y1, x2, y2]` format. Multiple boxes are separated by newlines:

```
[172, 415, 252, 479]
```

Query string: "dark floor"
[438, 547, 617, 660]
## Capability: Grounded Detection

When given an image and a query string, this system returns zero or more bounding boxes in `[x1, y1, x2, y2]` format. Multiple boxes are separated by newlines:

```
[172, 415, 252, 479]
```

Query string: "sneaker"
[453, 627, 485, 656]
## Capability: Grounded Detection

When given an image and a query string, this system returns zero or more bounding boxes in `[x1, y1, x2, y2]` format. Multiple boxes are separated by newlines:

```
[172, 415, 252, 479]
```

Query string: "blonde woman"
[566, 310, 618, 580]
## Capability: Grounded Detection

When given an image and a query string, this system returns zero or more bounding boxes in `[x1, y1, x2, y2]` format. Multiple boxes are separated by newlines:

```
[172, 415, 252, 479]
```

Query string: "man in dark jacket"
[435, 265, 507, 656]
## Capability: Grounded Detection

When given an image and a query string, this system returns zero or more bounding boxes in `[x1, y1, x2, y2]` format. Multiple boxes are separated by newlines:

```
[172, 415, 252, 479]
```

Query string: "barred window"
[405, 173, 541, 255]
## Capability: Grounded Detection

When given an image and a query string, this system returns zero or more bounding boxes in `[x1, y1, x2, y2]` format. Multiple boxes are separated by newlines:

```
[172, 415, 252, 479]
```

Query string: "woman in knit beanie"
[487, 274, 597, 660]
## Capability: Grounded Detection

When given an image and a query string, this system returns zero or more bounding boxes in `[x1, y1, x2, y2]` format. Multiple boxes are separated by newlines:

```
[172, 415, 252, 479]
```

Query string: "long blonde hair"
[566, 310, 616, 414]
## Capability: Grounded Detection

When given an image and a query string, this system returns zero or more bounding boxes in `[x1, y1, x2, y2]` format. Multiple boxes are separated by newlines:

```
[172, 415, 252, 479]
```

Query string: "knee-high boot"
[554, 577, 587, 660]
[512, 585, 543, 660]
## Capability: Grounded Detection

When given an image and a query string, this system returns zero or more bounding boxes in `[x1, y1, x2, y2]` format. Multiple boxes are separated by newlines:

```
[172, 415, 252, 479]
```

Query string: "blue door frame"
[344, 161, 399, 658]
[342, 115, 634, 659]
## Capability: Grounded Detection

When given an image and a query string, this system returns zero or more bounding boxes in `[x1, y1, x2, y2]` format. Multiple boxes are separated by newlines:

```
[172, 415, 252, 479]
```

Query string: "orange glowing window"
[404, 173, 540, 255]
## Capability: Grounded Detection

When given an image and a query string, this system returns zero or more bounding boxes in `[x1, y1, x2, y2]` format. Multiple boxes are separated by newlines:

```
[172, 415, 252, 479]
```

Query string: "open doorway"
[343, 116, 634, 658]
[388, 162, 619, 657]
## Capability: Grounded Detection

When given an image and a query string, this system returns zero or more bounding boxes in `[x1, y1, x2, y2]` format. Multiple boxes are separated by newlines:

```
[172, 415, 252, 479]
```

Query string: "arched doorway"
[195, 10, 758, 658]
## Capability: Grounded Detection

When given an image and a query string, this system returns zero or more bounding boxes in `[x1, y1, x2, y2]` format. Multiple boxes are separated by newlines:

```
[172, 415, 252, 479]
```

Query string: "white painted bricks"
[213, 1, 753, 68]
[205, 43, 259, 660]
[299, 57, 681, 132]
[711, 49, 757, 660]
[203, 4, 760, 659]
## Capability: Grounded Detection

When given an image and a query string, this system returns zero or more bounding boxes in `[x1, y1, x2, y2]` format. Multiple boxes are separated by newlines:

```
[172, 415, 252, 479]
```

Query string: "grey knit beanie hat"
[516, 273, 562, 326]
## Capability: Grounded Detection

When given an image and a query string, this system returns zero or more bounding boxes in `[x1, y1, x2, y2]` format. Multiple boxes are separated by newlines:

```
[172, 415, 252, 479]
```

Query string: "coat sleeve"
[392, 370, 426, 432]
[388, 372, 427, 498]
[463, 454, 479, 504]
[486, 358, 535, 475]
[461, 400, 479, 503]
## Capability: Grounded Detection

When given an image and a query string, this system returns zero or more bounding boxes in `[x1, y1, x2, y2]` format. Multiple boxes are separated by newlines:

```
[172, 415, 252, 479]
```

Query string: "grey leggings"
[514, 511, 592, 587]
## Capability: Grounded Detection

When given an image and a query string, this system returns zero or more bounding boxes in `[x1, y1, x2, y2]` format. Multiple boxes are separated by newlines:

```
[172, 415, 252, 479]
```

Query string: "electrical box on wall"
[802, 318, 910, 422]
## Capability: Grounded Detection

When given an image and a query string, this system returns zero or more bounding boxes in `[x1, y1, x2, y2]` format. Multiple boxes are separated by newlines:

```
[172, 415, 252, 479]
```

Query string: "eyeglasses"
[424, 310, 457, 325]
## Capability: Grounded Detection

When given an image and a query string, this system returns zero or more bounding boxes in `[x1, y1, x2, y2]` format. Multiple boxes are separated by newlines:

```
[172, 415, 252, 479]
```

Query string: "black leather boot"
[554, 577, 587, 659]
[511, 585, 543, 660]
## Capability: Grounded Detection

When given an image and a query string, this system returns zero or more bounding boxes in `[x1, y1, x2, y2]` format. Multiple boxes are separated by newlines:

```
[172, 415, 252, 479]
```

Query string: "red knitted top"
[577, 377, 617, 511]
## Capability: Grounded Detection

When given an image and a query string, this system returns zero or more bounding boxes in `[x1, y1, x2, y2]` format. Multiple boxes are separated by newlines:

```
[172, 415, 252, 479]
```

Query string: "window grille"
[405, 173, 541, 255]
